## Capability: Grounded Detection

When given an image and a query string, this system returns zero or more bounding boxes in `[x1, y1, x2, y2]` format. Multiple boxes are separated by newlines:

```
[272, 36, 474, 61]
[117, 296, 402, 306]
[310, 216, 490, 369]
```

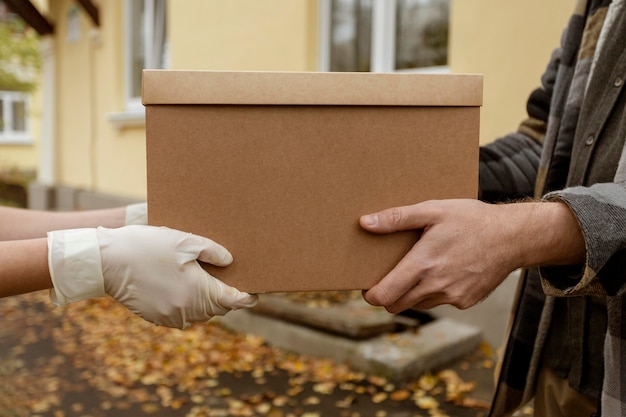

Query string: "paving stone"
[218, 308, 482, 381]
[353, 317, 484, 380]
[251, 294, 407, 339]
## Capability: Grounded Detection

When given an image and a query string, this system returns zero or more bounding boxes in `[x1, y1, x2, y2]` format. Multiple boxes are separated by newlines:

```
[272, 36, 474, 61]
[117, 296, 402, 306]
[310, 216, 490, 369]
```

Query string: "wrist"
[47, 228, 106, 306]
[502, 201, 586, 268]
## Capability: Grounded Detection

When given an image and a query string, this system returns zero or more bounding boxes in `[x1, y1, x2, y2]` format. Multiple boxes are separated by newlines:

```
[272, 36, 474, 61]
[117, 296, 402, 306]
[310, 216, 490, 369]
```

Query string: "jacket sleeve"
[479, 48, 562, 203]
[540, 183, 626, 297]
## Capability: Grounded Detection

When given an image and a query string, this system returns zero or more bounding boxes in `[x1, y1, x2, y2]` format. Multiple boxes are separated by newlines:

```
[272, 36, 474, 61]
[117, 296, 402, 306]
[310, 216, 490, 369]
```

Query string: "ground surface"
[0, 291, 529, 417]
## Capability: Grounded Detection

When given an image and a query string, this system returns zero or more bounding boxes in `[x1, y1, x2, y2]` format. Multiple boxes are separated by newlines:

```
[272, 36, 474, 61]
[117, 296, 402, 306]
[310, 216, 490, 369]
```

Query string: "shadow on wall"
[26, 182, 143, 212]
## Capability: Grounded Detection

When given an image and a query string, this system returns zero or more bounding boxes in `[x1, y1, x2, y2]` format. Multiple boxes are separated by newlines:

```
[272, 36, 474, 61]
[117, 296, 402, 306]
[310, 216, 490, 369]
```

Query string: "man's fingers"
[360, 204, 430, 233]
[363, 248, 425, 309]
[365, 277, 427, 313]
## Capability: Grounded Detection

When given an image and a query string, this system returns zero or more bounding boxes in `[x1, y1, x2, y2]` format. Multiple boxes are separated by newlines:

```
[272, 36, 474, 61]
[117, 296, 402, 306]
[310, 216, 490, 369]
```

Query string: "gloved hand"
[47, 225, 258, 329]
[125, 202, 148, 225]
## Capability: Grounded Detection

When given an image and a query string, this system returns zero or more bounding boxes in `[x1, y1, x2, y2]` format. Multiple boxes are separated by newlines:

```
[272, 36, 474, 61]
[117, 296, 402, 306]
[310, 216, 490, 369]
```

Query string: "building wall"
[48, 0, 147, 199]
[22, 0, 576, 204]
[169, 0, 319, 72]
[0, 109, 40, 172]
[40, 0, 320, 202]
[450, 0, 574, 144]
[0, 53, 42, 172]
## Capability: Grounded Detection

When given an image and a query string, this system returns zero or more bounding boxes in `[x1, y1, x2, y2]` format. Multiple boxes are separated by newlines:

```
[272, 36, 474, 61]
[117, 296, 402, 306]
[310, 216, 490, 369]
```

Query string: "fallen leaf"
[417, 373, 438, 391]
[304, 396, 321, 405]
[368, 375, 388, 386]
[390, 389, 410, 401]
[217, 388, 232, 397]
[479, 341, 495, 358]
[371, 392, 388, 403]
[273, 395, 289, 407]
[415, 395, 439, 410]
[255, 402, 272, 414]
[339, 382, 356, 391]
[266, 408, 286, 417]
[313, 382, 335, 395]
[335, 394, 355, 408]
[140, 403, 160, 414]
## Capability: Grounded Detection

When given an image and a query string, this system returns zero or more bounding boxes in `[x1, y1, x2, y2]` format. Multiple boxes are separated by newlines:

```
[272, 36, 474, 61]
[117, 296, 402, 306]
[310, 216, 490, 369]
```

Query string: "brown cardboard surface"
[142, 70, 482, 107]
[143, 70, 482, 293]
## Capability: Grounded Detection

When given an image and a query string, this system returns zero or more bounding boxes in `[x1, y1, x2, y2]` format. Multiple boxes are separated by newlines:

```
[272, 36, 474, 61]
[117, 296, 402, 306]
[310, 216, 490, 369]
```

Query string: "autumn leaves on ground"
[0, 291, 500, 417]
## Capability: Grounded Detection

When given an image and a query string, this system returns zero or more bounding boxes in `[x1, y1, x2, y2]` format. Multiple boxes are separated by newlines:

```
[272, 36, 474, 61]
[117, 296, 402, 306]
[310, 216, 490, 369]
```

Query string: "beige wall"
[450, 0, 574, 144]
[44, 0, 320, 200]
[49, 0, 147, 198]
[11, 0, 577, 200]
[169, 0, 319, 71]
[0, 59, 42, 172]
[0, 116, 39, 173]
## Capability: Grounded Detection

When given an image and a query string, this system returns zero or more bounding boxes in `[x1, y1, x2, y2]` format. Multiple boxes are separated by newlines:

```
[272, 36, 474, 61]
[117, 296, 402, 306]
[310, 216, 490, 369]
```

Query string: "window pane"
[129, 0, 146, 99]
[12, 100, 26, 132]
[151, 0, 168, 69]
[395, 0, 449, 70]
[128, 0, 168, 101]
[0, 100, 4, 132]
[330, 0, 372, 72]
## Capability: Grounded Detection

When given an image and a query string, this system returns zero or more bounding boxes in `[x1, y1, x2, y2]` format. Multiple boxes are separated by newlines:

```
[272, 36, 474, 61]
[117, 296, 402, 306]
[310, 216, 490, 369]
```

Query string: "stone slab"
[218, 309, 482, 381]
[251, 294, 407, 339]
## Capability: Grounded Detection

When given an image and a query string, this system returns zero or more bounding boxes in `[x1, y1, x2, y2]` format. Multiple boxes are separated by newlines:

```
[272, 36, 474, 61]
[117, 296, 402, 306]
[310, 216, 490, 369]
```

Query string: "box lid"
[142, 70, 483, 107]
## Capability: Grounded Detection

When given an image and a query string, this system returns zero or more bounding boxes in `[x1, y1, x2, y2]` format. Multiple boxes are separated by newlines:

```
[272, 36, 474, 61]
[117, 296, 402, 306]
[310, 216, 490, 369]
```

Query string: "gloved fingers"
[94, 224, 256, 329]
[217, 281, 259, 309]
[195, 272, 258, 320]
[183, 233, 233, 267]
[125, 202, 148, 225]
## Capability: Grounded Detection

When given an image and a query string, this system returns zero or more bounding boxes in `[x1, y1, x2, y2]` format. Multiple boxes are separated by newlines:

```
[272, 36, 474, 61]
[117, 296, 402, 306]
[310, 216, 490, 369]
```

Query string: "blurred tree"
[0, 7, 40, 92]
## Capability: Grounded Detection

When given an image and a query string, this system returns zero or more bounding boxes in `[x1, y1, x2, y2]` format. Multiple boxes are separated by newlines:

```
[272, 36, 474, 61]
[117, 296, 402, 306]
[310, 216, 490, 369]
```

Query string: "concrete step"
[251, 293, 408, 339]
[217, 294, 483, 381]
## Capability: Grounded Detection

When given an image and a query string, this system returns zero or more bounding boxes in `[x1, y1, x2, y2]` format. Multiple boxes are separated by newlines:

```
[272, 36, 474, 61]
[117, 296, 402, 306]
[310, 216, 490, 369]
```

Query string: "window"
[320, 0, 450, 73]
[327, 0, 372, 72]
[0, 90, 31, 144]
[124, 0, 168, 111]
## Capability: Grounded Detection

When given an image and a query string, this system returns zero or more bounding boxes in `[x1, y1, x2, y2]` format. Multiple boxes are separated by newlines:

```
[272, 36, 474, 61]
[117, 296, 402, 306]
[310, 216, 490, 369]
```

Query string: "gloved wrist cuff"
[48, 228, 105, 306]
[125, 202, 148, 225]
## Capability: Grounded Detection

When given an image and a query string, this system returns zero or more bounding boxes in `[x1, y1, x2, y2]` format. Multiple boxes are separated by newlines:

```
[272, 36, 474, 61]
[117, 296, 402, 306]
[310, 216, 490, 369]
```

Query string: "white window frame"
[110, 0, 168, 129]
[124, 0, 168, 110]
[124, 0, 142, 112]
[0, 91, 32, 145]
[318, 0, 450, 74]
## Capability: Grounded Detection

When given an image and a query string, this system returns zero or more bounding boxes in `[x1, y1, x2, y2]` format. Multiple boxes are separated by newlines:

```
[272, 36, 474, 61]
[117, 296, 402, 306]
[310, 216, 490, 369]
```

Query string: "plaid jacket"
[480, 1, 626, 415]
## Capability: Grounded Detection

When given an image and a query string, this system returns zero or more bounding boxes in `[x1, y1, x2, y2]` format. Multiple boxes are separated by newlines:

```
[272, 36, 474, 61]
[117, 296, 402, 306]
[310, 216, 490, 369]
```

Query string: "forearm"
[0, 206, 126, 241]
[501, 201, 586, 268]
[0, 238, 51, 297]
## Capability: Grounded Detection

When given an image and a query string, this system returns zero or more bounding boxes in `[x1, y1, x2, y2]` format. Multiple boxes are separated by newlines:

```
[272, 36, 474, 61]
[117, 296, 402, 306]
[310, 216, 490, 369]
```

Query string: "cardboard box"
[143, 70, 482, 293]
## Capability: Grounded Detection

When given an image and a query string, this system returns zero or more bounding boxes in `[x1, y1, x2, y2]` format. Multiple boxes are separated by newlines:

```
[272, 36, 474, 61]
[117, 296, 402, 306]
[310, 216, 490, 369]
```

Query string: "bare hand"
[359, 199, 585, 313]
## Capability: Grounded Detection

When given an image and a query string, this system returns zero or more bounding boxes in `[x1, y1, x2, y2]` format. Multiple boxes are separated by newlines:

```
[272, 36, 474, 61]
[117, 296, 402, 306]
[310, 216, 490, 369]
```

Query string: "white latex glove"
[125, 202, 148, 225]
[47, 225, 258, 329]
